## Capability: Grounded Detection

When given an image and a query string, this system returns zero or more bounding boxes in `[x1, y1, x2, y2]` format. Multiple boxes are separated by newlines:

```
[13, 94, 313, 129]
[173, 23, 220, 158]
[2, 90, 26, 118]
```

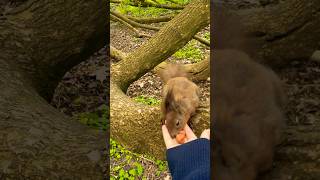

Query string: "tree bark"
[214, 0, 320, 66]
[259, 124, 320, 179]
[111, 46, 127, 61]
[0, 0, 107, 178]
[111, 0, 210, 159]
[1, 0, 107, 100]
[127, 15, 174, 24]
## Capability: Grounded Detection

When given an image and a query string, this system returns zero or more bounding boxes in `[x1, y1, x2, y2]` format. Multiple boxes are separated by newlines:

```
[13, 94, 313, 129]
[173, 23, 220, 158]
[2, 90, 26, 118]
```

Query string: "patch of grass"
[112, 0, 191, 18]
[110, 138, 168, 179]
[173, 39, 204, 62]
[73, 104, 109, 131]
[117, 2, 171, 17]
[152, 0, 191, 5]
[134, 95, 160, 105]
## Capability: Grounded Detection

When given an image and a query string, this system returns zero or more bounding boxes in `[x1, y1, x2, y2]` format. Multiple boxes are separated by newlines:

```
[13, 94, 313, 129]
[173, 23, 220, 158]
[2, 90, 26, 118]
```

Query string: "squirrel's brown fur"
[158, 64, 200, 138]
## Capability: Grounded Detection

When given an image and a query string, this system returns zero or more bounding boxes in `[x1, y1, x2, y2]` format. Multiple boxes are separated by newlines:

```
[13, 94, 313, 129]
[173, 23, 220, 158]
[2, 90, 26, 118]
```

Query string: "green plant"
[117, 2, 171, 17]
[110, 138, 168, 179]
[173, 39, 204, 62]
[73, 104, 109, 131]
[133, 95, 160, 105]
[204, 32, 210, 41]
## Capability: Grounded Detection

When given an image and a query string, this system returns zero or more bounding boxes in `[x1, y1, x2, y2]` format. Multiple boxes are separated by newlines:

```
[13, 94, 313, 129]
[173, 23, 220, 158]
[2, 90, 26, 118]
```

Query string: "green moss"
[73, 104, 109, 131]
[173, 39, 204, 62]
[112, 0, 192, 18]
[133, 95, 160, 106]
[117, 4, 170, 17]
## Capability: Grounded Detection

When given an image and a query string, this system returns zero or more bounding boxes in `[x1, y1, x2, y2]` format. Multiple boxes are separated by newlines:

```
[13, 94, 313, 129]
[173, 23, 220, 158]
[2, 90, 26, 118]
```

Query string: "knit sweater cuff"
[167, 138, 210, 180]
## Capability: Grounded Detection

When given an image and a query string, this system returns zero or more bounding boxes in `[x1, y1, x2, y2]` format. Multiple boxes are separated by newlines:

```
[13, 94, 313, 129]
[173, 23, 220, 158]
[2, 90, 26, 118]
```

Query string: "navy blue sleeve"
[166, 138, 210, 180]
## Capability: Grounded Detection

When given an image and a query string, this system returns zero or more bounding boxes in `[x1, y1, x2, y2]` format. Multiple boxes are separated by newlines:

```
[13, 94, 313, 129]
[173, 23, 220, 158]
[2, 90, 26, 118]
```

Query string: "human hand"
[162, 124, 210, 149]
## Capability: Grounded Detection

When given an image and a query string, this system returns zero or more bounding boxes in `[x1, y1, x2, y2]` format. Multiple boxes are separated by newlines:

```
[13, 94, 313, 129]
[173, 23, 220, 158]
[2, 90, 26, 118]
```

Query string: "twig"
[111, 14, 152, 38]
[111, 11, 160, 31]
[193, 35, 210, 46]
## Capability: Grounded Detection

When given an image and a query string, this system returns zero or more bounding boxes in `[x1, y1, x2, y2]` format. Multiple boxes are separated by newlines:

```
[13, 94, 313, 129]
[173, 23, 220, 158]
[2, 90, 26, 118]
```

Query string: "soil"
[50, 47, 109, 116]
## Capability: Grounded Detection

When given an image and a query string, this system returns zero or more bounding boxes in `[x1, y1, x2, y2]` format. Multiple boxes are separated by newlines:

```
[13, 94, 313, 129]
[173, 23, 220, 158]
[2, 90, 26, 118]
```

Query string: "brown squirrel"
[211, 3, 286, 179]
[158, 64, 200, 138]
[212, 49, 286, 180]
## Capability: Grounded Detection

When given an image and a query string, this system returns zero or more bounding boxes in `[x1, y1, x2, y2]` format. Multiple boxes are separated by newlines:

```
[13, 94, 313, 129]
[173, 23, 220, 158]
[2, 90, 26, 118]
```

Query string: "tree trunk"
[0, 0, 107, 178]
[259, 124, 320, 180]
[1, 0, 107, 100]
[213, 0, 320, 66]
[111, 0, 210, 159]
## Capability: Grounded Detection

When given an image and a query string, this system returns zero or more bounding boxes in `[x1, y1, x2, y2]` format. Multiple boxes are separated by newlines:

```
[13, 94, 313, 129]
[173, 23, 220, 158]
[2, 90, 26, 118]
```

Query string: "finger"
[200, 129, 210, 140]
[185, 124, 197, 141]
[162, 125, 174, 149]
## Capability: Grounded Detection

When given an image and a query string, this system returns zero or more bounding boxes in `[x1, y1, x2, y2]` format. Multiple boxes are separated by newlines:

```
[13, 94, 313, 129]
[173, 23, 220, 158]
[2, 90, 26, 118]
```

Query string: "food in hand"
[176, 130, 186, 144]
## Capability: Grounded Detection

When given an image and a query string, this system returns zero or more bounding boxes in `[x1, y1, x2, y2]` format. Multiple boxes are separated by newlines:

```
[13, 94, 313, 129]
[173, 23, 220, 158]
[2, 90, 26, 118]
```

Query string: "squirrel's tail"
[158, 64, 187, 83]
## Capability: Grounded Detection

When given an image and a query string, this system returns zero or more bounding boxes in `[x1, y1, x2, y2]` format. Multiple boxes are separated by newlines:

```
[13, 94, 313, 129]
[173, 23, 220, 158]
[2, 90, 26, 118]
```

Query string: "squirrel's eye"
[176, 121, 180, 126]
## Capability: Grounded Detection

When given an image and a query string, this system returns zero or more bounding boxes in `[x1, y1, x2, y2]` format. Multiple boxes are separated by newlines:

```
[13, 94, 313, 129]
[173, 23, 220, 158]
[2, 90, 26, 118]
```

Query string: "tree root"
[110, 46, 127, 61]
[111, 14, 152, 38]
[127, 14, 175, 24]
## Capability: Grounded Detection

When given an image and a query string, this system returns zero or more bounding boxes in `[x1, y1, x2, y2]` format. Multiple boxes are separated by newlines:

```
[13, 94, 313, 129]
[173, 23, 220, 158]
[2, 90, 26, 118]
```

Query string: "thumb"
[200, 129, 210, 140]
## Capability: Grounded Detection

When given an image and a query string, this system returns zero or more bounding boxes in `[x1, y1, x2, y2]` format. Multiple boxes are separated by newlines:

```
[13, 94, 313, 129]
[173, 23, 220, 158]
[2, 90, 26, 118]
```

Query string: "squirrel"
[211, 2, 286, 179]
[212, 49, 286, 180]
[158, 64, 200, 138]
